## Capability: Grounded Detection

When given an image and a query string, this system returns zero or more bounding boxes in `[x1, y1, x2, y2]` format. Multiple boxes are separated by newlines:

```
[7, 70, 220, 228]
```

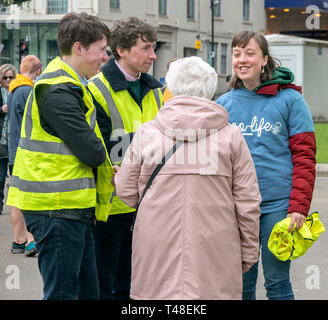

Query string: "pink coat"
[115, 95, 261, 300]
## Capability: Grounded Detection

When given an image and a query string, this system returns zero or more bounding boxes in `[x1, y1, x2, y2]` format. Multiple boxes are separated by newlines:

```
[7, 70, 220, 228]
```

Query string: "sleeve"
[231, 127, 261, 272]
[287, 94, 316, 216]
[288, 132, 316, 216]
[93, 97, 112, 152]
[17, 87, 32, 125]
[38, 85, 106, 168]
[114, 129, 142, 208]
[288, 95, 314, 135]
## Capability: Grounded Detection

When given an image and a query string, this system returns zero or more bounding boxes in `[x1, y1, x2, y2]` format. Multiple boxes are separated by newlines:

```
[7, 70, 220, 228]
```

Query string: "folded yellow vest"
[268, 212, 325, 261]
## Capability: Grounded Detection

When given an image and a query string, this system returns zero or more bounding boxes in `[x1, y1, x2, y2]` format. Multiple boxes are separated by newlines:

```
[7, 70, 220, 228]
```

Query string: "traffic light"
[18, 40, 29, 63]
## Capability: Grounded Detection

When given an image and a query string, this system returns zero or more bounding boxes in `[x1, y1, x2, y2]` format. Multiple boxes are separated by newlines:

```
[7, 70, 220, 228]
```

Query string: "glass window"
[184, 47, 197, 57]
[243, 0, 250, 21]
[220, 43, 227, 74]
[207, 42, 217, 71]
[159, 0, 167, 16]
[187, 0, 195, 19]
[110, 0, 120, 9]
[0, 22, 59, 70]
[214, 0, 221, 17]
[0, 4, 10, 14]
[0, 39, 11, 64]
[47, 0, 68, 14]
[47, 39, 60, 64]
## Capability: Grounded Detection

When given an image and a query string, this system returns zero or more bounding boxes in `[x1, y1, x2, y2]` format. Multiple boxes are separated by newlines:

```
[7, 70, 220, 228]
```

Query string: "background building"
[267, 33, 328, 121]
[0, 0, 265, 94]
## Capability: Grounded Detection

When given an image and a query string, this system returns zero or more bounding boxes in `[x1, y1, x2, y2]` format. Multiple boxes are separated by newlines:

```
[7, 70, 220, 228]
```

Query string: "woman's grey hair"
[165, 56, 218, 100]
[0, 64, 17, 82]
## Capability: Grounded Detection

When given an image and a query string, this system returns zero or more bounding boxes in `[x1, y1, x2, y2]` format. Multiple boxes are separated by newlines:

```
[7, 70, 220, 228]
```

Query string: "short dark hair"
[57, 12, 111, 55]
[229, 31, 280, 89]
[109, 16, 157, 60]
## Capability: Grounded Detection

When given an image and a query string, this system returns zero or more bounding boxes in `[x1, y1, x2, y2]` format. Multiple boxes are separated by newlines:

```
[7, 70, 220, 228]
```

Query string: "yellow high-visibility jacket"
[88, 64, 163, 215]
[7, 57, 114, 222]
[268, 212, 325, 261]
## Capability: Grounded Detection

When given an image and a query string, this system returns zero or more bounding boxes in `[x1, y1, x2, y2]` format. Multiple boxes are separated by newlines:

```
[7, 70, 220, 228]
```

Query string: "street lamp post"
[210, 0, 218, 68]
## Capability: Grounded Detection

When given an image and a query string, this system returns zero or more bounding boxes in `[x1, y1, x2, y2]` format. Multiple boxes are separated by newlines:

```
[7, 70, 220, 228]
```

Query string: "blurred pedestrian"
[6, 12, 112, 300]
[0, 64, 17, 215]
[162, 57, 178, 102]
[7, 55, 42, 256]
[88, 16, 163, 300]
[217, 31, 316, 300]
[114, 56, 261, 299]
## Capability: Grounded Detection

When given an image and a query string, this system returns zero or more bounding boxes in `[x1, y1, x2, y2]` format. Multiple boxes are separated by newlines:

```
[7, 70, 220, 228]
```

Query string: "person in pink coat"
[114, 56, 262, 300]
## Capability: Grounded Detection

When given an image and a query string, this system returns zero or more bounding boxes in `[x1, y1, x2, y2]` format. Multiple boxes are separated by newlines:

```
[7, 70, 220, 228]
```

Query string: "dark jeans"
[94, 212, 135, 300]
[0, 158, 8, 182]
[24, 213, 99, 300]
[0, 158, 8, 213]
[242, 210, 294, 300]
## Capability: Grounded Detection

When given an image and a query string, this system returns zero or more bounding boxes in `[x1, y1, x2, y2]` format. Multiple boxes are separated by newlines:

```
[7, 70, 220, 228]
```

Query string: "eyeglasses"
[2, 76, 14, 80]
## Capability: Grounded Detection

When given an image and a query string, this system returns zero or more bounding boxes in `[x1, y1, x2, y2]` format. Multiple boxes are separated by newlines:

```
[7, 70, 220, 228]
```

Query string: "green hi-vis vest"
[6, 57, 114, 222]
[88, 72, 163, 215]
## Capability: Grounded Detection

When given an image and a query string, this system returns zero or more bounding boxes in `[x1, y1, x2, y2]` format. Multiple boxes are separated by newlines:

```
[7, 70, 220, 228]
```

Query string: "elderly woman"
[114, 56, 261, 300]
[0, 64, 17, 215]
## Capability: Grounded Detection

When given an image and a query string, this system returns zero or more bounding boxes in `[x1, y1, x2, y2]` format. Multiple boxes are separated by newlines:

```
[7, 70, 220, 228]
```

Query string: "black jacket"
[35, 82, 106, 168]
[0, 87, 8, 159]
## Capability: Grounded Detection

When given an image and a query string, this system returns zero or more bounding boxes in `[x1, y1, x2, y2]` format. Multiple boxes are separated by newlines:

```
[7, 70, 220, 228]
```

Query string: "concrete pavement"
[0, 173, 327, 300]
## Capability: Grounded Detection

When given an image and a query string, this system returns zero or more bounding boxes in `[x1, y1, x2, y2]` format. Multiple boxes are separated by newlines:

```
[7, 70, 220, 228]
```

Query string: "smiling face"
[232, 37, 268, 90]
[80, 36, 109, 78]
[117, 37, 157, 78]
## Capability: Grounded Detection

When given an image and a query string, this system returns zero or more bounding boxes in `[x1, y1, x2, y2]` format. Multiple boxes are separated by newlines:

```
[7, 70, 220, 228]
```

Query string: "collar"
[60, 59, 88, 87]
[114, 60, 141, 82]
[101, 58, 162, 92]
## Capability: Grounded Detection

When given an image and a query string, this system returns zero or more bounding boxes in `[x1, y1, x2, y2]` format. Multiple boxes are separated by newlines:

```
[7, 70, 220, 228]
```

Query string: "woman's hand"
[287, 212, 306, 232]
[2, 104, 8, 113]
[111, 165, 120, 186]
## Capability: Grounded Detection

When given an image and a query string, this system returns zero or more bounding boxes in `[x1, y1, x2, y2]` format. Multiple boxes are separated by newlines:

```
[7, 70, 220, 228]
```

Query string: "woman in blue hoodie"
[216, 31, 316, 300]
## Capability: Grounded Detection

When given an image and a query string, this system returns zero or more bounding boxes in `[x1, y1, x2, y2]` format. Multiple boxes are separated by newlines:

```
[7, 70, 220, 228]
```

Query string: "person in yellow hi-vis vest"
[6, 12, 113, 300]
[88, 16, 163, 300]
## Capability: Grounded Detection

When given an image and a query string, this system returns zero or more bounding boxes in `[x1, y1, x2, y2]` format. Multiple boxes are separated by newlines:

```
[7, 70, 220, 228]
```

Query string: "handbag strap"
[131, 140, 183, 231]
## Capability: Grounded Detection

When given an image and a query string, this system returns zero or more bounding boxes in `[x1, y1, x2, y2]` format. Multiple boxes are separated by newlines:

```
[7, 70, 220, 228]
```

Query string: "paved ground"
[0, 176, 327, 300]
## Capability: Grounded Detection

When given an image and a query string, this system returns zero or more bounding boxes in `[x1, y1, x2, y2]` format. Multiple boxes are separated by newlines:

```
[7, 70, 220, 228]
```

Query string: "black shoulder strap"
[131, 140, 183, 231]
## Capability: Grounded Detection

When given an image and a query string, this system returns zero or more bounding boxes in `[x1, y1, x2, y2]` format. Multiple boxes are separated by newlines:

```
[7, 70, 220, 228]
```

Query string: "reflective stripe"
[109, 189, 116, 204]
[153, 88, 161, 110]
[24, 93, 33, 139]
[91, 78, 125, 131]
[19, 137, 74, 155]
[38, 69, 75, 81]
[89, 104, 96, 130]
[11, 175, 95, 193]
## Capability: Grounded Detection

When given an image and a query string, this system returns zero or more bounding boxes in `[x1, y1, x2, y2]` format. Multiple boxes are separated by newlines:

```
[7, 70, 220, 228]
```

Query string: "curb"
[316, 164, 328, 177]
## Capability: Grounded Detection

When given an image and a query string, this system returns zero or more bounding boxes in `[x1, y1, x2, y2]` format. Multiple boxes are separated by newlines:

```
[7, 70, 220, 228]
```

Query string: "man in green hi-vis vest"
[88, 16, 163, 300]
[6, 12, 113, 300]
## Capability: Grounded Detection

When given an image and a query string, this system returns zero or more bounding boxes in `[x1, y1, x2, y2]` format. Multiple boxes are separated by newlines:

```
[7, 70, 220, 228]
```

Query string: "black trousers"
[94, 211, 135, 300]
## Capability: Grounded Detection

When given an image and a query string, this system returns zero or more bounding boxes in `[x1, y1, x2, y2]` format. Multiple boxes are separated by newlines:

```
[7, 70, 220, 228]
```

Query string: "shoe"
[25, 241, 38, 257]
[11, 241, 27, 254]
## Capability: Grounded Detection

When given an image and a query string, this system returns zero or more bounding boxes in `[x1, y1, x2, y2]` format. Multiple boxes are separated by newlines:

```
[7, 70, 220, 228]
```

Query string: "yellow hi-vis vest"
[6, 57, 114, 222]
[268, 211, 325, 261]
[88, 72, 163, 215]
